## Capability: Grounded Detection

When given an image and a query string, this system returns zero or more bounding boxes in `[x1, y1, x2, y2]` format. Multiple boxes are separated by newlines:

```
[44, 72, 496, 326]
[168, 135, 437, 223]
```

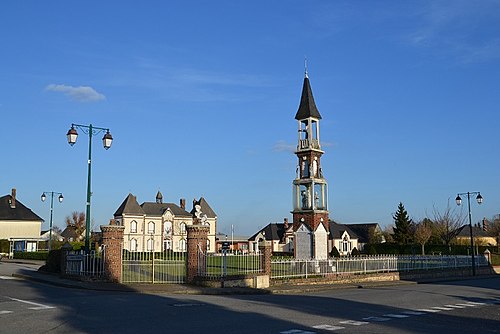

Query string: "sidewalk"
[4, 258, 498, 296]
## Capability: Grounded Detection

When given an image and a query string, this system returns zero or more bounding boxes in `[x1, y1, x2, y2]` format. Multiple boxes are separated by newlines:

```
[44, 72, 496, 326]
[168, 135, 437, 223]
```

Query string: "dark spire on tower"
[294, 73, 322, 120]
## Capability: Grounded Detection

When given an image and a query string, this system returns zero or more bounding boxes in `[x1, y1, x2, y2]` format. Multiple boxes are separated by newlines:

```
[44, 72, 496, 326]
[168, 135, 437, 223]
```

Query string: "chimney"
[10, 188, 16, 209]
[180, 198, 186, 210]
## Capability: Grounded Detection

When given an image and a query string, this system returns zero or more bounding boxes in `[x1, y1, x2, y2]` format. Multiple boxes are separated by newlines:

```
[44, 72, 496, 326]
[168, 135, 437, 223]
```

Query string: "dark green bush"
[330, 246, 340, 258]
[39, 249, 62, 273]
[0, 239, 9, 253]
[13, 251, 48, 261]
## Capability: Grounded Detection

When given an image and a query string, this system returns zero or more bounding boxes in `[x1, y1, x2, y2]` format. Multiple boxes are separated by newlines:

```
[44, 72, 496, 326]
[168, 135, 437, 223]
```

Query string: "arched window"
[147, 238, 154, 251]
[148, 221, 155, 234]
[206, 238, 210, 251]
[130, 238, 137, 251]
[130, 220, 137, 233]
[179, 239, 186, 252]
[180, 222, 187, 235]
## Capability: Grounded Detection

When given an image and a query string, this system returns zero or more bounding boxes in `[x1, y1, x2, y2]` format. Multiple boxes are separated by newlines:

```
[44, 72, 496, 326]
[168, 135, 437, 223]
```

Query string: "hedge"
[364, 243, 494, 256]
[13, 251, 49, 261]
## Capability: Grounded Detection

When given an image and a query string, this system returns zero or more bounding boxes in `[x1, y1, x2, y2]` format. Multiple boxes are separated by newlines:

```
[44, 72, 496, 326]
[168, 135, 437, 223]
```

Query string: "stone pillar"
[259, 241, 272, 276]
[484, 249, 491, 264]
[60, 242, 73, 276]
[101, 225, 125, 283]
[186, 225, 209, 284]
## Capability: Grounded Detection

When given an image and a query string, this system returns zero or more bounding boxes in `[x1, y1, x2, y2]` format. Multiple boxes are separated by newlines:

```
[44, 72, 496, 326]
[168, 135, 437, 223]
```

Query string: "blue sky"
[1, 1, 499, 236]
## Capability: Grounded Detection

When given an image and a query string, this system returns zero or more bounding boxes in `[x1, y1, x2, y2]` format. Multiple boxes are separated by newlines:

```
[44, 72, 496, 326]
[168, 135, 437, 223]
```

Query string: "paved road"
[0, 261, 499, 333]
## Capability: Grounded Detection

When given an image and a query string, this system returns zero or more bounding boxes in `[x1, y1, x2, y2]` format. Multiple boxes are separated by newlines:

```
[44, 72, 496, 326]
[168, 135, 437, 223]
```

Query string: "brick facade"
[101, 225, 125, 283]
[293, 211, 329, 232]
[186, 225, 209, 284]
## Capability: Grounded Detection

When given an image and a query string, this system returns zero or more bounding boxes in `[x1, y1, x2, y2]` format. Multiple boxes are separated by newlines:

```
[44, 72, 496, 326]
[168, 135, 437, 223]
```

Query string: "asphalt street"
[0, 261, 499, 333]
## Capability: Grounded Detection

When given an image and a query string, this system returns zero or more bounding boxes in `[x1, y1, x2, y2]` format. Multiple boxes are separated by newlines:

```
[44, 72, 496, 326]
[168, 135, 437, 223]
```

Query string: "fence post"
[259, 241, 271, 276]
[186, 225, 209, 284]
[60, 242, 73, 277]
[101, 225, 125, 283]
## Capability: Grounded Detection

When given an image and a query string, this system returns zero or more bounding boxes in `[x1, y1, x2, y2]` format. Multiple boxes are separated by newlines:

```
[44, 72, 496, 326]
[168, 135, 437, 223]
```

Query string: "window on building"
[147, 238, 154, 251]
[148, 221, 155, 234]
[179, 239, 186, 251]
[206, 239, 210, 251]
[180, 222, 186, 235]
[130, 220, 137, 233]
[130, 238, 137, 251]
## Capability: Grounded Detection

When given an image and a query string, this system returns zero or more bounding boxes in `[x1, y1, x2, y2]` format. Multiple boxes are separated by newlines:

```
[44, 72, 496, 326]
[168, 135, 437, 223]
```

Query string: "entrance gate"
[122, 251, 186, 284]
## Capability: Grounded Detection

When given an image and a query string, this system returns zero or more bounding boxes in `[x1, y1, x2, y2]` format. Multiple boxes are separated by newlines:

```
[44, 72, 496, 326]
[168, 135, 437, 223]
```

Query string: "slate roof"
[114, 193, 144, 216]
[344, 223, 380, 243]
[0, 194, 43, 222]
[189, 197, 217, 218]
[141, 202, 192, 218]
[295, 75, 322, 120]
[249, 223, 287, 242]
[61, 226, 80, 240]
[455, 225, 489, 238]
[329, 221, 358, 240]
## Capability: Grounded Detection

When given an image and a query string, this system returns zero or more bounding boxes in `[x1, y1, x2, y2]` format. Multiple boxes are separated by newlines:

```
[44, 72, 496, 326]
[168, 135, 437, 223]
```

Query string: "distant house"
[0, 188, 44, 255]
[113, 192, 217, 252]
[329, 221, 359, 256]
[40, 230, 64, 242]
[344, 223, 385, 251]
[248, 219, 294, 254]
[454, 225, 497, 247]
[215, 233, 250, 254]
[61, 225, 83, 242]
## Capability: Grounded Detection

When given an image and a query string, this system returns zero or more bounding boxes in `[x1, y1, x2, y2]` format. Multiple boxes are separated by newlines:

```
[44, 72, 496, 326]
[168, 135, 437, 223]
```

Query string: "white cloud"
[45, 84, 106, 102]
[273, 140, 296, 153]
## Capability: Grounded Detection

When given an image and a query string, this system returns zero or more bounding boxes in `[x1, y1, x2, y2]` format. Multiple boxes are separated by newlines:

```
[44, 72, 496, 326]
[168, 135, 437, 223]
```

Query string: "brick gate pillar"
[259, 241, 272, 276]
[101, 225, 125, 283]
[186, 225, 209, 284]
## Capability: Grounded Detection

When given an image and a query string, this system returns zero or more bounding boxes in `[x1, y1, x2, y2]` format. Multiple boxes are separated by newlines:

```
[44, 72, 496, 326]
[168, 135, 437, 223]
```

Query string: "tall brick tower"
[292, 70, 329, 259]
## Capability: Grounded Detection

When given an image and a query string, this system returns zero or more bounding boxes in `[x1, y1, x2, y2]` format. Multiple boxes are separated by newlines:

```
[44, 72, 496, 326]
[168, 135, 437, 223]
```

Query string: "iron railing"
[122, 251, 186, 283]
[271, 255, 490, 279]
[65, 249, 105, 278]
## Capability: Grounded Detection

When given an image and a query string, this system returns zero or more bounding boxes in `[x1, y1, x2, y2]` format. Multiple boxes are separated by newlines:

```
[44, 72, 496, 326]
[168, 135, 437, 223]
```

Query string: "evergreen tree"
[392, 202, 414, 245]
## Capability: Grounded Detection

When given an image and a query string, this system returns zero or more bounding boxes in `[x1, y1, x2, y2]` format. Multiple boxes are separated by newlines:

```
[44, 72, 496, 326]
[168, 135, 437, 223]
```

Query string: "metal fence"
[198, 250, 263, 278]
[64, 249, 105, 278]
[122, 251, 186, 284]
[271, 255, 490, 279]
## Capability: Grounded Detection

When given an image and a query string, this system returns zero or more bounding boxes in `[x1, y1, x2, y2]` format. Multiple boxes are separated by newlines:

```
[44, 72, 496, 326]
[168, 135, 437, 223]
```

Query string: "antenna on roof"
[304, 57, 309, 78]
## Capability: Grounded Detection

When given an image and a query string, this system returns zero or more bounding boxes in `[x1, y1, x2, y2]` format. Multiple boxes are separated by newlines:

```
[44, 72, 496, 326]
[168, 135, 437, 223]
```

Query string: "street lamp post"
[455, 191, 483, 276]
[41, 191, 63, 251]
[67, 123, 113, 252]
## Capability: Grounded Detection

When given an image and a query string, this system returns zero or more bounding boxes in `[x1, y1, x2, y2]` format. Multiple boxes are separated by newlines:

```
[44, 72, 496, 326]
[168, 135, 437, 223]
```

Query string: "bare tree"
[65, 211, 86, 239]
[432, 202, 465, 247]
[414, 219, 433, 255]
[487, 215, 500, 253]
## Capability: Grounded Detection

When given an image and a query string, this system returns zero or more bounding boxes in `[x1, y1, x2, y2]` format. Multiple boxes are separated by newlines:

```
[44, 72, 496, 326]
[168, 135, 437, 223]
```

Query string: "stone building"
[113, 191, 217, 252]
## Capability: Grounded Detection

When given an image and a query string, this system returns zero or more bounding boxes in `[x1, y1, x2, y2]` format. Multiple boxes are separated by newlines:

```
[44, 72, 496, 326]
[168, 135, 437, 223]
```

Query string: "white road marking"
[455, 303, 479, 307]
[466, 301, 486, 305]
[339, 320, 369, 326]
[7, 297, 55, 310]
[313, 324, 345, 331]
[417, 308, 441, 313]
[402, 311, 426, 315]
[0, 276, 17, 280]
[431, 306, 454, 311]
[0, 311, 13, 315]
[384, 313, 410, 318]
[363, 316, 392, 322]
[444, 304, 466, 309]
[280, 330, 316, 334]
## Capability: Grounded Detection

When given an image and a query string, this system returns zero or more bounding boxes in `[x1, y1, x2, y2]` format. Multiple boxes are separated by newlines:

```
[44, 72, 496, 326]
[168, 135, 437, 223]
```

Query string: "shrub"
[39, 249, 62, 273]
[351, 247, 360, 256]
[0, 239, 9, 253]
[13, 251, 48, 261]
[330, 246, 340, 258]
